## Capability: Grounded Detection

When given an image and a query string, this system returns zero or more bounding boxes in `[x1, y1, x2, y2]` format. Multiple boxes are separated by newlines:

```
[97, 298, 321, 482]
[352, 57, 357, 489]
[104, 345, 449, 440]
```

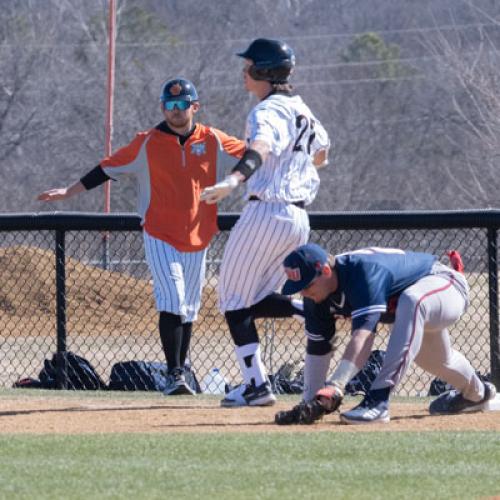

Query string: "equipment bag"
[13, 351, 106, 390]
[268, 350, 386, 396]
[39, 351, 107, 390]
[345, 349, 386, 396]
[108, 360, 201, 393]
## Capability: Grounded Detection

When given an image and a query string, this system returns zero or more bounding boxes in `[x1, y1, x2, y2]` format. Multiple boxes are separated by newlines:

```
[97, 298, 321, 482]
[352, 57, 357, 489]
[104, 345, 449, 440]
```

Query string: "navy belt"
[248, 196, 305, 209]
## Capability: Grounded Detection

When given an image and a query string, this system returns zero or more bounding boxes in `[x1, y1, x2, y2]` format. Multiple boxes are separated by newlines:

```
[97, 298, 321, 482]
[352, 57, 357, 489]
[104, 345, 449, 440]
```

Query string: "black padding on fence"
[3, 209, 500, 231]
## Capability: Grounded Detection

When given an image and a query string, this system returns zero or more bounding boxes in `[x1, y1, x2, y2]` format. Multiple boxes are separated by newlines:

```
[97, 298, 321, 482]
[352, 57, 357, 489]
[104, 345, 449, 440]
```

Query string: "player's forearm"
[230, 171, 246, 184]
[230, 142, 268, 181]
[343, 328, 375, 365]
[37, 164, 111, 202]
[248, 139, 270, 162]
[37, 180, 86, 202]
[327, 329, 375, 388]
[66, 181, 87, 197]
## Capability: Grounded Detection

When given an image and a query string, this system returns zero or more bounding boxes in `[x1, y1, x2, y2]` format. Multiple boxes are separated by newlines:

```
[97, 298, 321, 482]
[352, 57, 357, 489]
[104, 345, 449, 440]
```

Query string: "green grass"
[0, 432, 499, 499]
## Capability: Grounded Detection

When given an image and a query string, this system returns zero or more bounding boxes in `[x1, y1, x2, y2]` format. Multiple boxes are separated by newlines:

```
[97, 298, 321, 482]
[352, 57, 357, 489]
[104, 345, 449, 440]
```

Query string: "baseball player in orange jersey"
[201, 39, 331, 407]
[38, 78, 245, 395]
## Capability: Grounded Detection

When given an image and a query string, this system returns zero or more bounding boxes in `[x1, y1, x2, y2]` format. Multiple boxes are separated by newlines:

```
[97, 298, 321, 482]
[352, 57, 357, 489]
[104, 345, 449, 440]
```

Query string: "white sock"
[235, 343, 267, 387]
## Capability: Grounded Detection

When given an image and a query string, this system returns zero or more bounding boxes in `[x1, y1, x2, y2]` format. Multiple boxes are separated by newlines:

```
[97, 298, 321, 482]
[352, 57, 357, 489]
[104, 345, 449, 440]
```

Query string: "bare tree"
[421, 2, 500, 207]
[3, 0, 500, 213]
[0, 3, 57, 164]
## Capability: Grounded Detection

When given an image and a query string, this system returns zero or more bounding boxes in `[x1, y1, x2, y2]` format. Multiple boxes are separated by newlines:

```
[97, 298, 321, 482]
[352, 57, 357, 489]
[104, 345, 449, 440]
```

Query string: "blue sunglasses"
[163, 100, 191, 111]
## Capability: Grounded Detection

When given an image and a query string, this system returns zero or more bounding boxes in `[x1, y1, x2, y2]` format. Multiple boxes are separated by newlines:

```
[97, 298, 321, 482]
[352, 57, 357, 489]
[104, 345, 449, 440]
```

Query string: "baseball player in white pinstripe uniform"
[201, 38, 330, 407]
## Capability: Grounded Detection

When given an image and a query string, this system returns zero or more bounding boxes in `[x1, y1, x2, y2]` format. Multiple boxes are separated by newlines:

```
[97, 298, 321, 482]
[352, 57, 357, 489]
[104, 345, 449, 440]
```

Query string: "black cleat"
[429, 382, 496, 415]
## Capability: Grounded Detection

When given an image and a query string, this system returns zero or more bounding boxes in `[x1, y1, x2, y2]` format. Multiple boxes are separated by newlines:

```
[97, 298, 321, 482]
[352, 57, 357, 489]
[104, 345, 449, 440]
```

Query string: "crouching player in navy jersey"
[275, 244, 497, 425]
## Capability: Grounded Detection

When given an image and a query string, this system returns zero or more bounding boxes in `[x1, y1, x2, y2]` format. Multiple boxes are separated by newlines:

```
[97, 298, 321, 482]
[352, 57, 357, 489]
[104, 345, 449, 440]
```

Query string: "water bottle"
[201, 368, 227, 395]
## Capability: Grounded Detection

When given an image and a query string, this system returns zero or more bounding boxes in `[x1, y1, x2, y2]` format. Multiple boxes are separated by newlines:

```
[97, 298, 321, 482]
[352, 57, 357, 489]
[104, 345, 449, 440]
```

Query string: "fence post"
[101, 233, 110, 270]
[55, 229, 67, 390]
[487, 227, 500, 389]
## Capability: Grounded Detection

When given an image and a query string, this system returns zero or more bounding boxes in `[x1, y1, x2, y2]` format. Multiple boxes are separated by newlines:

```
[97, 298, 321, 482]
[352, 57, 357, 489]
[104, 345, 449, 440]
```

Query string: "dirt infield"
[1, 393, 499, 434]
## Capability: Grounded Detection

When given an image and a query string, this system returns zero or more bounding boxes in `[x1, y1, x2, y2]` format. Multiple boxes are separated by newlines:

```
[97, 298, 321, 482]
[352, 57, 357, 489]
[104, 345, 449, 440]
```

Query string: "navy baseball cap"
[282, 243, 328, 295]
[160, 78, 199, 103]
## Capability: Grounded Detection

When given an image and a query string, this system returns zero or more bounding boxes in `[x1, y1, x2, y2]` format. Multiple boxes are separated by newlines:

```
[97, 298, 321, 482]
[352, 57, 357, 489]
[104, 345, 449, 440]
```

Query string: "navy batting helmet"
[237, 38, 295, 83]
[160, 78, 199, 104]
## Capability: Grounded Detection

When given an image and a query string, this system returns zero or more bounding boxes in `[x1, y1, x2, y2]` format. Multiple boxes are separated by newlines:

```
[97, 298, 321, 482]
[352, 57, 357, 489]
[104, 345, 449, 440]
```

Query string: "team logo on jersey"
[285, 267, 301, 281]
[169, 83, 182, 96]
[191, 143, 206, 156]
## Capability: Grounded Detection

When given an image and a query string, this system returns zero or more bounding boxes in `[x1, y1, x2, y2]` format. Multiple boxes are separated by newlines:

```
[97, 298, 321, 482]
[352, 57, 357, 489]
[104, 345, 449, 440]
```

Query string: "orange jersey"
[100, 124, 245, 252]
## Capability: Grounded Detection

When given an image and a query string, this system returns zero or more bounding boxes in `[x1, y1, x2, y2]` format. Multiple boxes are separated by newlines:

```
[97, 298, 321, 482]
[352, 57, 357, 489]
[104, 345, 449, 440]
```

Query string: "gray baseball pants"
[371, 262, 484, 401]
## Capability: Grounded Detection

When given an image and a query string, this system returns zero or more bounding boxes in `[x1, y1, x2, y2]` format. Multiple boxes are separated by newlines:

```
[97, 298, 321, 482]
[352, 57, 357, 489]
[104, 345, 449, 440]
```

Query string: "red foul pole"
[104, 0, 116, 213]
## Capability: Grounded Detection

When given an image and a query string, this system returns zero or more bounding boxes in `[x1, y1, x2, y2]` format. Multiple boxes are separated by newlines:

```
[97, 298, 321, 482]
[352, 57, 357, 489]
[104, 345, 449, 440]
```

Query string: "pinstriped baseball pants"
[143, 231, 207, 323]
[218, 201, 310, 312]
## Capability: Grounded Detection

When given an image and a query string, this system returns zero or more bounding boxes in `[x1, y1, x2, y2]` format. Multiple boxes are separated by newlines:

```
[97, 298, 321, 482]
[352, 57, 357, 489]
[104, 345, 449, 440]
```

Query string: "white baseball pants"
[219, 201, 310, 312]
[143, 231, 207, 323]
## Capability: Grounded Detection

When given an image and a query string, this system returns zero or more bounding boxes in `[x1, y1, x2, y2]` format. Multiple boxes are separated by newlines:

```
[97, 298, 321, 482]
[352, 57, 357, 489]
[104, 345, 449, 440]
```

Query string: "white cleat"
[221, 381, 276, 407]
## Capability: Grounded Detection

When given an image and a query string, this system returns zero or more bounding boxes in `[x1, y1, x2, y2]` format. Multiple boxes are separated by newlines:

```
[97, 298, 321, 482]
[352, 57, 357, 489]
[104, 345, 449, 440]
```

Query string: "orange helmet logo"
[169, 83, 182, 96]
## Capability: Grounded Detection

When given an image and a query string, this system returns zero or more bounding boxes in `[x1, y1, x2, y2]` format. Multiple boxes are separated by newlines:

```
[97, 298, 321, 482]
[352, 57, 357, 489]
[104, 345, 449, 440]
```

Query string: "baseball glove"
[275, 400, 327, 425]
[274, 385, 344, 426]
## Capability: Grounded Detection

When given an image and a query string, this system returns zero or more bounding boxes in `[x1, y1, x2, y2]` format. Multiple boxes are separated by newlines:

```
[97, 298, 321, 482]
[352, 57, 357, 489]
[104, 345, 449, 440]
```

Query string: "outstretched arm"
[37, 164, 111, 202]
[37, 180, 86, 202]
[327, 328, 375, 389]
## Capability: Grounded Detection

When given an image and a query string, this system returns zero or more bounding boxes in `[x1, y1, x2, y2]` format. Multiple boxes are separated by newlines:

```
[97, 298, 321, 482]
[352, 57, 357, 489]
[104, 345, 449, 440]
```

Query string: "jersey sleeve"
[310, 118, 331, 156]
[99, 131, 150, 179]
[210, 128, 246, 181]
[247, 107, 291, 156]
[304, 299, 335, 343]
[211, 128, 245, 158]
[346, 262, 392, 332]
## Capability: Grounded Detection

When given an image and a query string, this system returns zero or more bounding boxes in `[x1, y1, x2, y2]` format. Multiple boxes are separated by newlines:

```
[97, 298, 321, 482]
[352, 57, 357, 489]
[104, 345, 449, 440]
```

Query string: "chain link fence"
[1, 211, 499, 396]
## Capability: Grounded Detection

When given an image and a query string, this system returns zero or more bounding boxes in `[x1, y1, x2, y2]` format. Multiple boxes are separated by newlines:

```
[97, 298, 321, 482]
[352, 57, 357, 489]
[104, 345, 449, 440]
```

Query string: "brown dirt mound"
[0, 245, 159, 336]
[0, 245, 305, 339]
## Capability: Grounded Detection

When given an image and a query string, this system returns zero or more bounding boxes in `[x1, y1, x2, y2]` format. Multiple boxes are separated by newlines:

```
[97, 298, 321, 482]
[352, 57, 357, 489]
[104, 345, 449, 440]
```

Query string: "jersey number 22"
[293, 115, 316, 154]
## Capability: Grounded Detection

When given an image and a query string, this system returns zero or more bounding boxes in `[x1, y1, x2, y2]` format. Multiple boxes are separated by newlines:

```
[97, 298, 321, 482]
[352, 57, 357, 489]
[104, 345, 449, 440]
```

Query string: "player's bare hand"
[313, 148, 329, 169]
[200, 175, 239, 204]
[315, 384, 344, 413]
[37, 188, 70, 202]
